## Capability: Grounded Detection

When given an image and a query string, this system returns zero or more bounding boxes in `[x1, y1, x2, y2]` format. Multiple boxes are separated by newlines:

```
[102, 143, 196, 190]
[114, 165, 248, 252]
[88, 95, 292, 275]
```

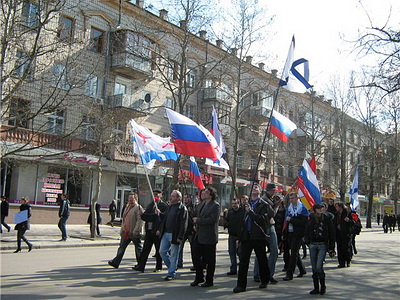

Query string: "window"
[262, 93, 273, 109]
[184, 104, 195, 119]
[89, 27, 104, 53]
[47, 110, 65, 134]
[277, 165, 284, 176]
[84, 75, 102, 97]
[14, 50, 32, 79]
[82, 116, 96, 141]
[8, 98, 30, 128]
[22, 1, 39, 28]
[250, 156, 257, 169]
[187, 70, 196, 88]
[288, 166, 294, 178]
[114, 82, 126, 95]
[52, 64, 70, 90]
[236, 153, 243, 169]
[112, 123, 125, 143]
[165, 98, 174, 117]
[58, 15, 74, 41]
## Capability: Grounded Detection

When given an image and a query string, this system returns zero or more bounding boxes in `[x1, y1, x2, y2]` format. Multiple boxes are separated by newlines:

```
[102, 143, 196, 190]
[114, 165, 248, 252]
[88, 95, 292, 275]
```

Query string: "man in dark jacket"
[1, 197, 11, 233]
[133, 190, 168, 272]
[157, 190, 188, 281]
[58, 194, 70, 241]
[233, 183, 274, 293]
[283, 192, 309, 281]
[334, 202, 354, 267]
[190, 186, 220, 288]
[225, 198, 244, 276]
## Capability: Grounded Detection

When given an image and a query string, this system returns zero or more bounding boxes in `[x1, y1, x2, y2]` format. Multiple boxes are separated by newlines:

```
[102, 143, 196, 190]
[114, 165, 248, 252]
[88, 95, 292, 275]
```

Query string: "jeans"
[58, 216, 69, 240]
[309, 243, 327, 278]
[159, 232, 180, 277]
[110, 236, 142, 267]
[228, 235, 239, 273]
[253, 225, 278, 278]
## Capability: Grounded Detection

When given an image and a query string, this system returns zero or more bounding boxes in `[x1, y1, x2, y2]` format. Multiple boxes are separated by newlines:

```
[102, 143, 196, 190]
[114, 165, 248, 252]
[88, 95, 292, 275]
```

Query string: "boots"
[309, 277, 319, 294]
[320, 277, 326, 295]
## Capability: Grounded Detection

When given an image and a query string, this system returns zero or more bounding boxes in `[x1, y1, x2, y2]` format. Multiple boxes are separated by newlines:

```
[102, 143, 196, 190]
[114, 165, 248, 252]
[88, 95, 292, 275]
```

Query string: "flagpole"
[249, 36, 299, 197]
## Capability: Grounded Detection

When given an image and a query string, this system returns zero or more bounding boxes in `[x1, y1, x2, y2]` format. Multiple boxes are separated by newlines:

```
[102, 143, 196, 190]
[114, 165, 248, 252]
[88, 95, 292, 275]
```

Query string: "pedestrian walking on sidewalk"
[108, 192, 143, 268]
[1, 196, 11, 233]
[58, 194, 70, 241]
[109, 199, 117, 226]
[14, 197, 33, 253]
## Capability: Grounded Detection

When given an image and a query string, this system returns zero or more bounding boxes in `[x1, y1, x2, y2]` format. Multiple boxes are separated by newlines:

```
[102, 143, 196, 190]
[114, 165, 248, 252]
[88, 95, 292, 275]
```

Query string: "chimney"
[159, 9, 168, 20]
[179, 20, 187, 29]
[258, 62, 265, 70]
[230, 47, 237, 56]
[199, 30, 207, 39]
[245, 56, 253, 64]
[271, 69, 278, 77]
[136, 0, 144, 8]
[216, 39, 223, 48]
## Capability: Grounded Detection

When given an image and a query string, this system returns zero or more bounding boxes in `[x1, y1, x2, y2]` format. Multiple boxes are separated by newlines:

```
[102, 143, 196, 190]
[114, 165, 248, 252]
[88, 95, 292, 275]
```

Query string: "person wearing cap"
[304, 203, 335, 295]
[133, 189, 168, 273]
[253, 183, 281, 284]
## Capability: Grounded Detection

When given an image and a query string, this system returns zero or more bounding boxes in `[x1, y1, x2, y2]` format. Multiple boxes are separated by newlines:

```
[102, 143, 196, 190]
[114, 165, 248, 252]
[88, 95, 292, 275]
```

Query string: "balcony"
[249, 106, 270, 123]
[111, 53, 153, 78]
[1, 125, 97, 155]
[201, 88, 230, 103]
[106, 94, 148, 117]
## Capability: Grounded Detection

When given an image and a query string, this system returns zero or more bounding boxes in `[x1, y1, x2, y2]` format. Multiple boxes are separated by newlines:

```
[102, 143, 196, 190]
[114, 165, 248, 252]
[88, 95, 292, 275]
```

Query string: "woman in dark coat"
[334, 202, 354, 268]
[14, 196, 32, 253]
[304, 203, 335, 295]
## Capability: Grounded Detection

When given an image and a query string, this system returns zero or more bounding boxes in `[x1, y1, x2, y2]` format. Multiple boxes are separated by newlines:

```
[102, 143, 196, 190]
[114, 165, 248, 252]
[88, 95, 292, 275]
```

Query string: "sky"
[148, 0, 399, 94]
[264, 0, 400, 93]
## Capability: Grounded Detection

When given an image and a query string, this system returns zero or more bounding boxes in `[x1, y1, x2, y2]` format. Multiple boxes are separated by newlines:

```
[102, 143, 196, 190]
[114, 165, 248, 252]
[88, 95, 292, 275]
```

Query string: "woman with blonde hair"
[14, 196, 33, 253]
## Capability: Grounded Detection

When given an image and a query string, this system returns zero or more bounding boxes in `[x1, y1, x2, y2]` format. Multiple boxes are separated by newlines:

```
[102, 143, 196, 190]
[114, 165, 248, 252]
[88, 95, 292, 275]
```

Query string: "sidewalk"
[1, 219, 383, 251]
[0, 224, 122, 251]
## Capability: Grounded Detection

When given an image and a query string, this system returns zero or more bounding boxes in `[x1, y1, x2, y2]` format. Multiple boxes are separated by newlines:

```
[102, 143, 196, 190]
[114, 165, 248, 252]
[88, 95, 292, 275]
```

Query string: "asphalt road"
[1, 229, 399, 299]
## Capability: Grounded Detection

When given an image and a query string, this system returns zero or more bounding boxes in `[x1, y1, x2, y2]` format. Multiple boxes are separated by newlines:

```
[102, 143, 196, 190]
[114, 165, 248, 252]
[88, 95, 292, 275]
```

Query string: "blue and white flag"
[205, 107, 229, 170]
[279, 36, 312, 93]
[349, 168, 359, 211]
[130, 120, 179, 169]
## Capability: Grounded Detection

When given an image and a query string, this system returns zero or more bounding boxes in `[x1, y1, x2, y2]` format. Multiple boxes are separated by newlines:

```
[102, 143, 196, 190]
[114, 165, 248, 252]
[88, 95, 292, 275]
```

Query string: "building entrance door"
[115, 186, 132, 218]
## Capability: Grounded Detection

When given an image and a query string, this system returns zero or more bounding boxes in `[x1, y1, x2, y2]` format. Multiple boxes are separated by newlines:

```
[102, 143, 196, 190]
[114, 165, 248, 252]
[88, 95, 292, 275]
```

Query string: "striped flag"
[297, 158, 321, 210]
[189, 156, 205, 190]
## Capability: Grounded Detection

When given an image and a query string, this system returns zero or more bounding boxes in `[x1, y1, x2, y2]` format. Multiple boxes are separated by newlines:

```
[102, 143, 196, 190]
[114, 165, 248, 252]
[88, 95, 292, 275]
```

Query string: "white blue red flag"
[189, 156, 205, 190]
[297, 158, 321, 209]
[270, 110, 297, 142]
[349, 168, 359, 211]
[165, 108, 219, 161]
[205, 107, 229, 170]
[279, 36, 312, 93]
[130, 120, 179, 169]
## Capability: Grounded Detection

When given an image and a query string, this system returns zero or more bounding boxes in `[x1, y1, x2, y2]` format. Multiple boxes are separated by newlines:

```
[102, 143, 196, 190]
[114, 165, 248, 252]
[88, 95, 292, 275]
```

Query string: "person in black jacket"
[108, 199, 117, 226]
[14, 196, 32, 253]
[157, 190, 188, 281]
[87, 202, 102, 236]
[1, 197, 11, 233]
[233, 183, 273, 293]
[225, 198, 244, 275]
[133, 189, 168, 272]
[282, 192, 309, 281]
[304, 203, 335, 295]
[334, 202, 354, 267]
[58, 194, 70, 241]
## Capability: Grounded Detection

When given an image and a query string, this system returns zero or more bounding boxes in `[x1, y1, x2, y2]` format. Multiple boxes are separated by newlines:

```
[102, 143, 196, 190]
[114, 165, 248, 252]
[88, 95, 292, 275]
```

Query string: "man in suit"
[190, 186, 220, 288]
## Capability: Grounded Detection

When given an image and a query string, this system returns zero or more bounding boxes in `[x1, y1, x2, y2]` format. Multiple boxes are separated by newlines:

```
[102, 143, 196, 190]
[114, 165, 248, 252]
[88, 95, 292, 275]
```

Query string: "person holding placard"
[14, 196, 32, 253]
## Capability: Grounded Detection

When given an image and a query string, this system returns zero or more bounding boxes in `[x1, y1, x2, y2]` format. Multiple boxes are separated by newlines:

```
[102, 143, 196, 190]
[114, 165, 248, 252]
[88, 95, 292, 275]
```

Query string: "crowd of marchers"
[102, 183, 367, 296]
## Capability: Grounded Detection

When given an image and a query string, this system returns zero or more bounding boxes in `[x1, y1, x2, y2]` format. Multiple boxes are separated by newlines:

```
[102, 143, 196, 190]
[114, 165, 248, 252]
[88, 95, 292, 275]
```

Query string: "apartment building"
[1, 0, 396, 223]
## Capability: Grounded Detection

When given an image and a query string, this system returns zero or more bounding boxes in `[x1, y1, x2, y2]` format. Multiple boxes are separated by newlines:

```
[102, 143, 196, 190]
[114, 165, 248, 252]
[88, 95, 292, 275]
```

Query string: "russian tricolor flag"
[165, 108, 218, 161]
[297, 159, 321, 209]
[270, 110, 297, 143]
[189, 156, 205, 190]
